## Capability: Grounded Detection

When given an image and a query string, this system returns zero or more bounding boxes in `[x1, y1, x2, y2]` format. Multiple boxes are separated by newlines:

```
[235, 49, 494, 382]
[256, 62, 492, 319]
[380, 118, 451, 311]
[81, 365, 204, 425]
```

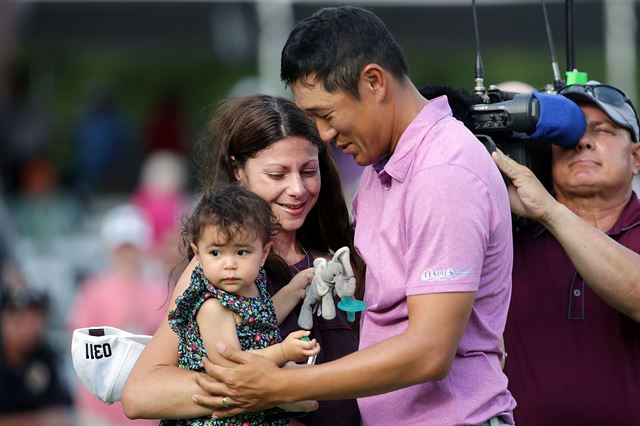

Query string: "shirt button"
[573, 289, 581, 297]
[383, 183, 391, 191]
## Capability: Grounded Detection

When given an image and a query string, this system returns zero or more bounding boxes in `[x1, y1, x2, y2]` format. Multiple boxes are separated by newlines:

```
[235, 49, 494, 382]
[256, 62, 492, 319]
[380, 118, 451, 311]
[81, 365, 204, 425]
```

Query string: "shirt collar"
[373, 154, 391, 174]
[375, 95, 453, 184]
[532, 190, 640, 238]
[610, 191, 640, 235]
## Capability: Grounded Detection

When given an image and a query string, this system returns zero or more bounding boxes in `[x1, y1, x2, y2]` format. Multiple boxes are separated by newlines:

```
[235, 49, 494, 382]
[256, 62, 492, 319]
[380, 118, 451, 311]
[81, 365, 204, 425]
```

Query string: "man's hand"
[491, 148, 560, 225]
[192, 343, 287, 418]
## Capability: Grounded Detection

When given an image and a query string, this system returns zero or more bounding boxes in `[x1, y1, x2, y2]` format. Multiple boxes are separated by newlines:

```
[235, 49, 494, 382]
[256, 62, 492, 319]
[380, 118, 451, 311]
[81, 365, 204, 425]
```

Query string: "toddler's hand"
[282, 330, 320, 362]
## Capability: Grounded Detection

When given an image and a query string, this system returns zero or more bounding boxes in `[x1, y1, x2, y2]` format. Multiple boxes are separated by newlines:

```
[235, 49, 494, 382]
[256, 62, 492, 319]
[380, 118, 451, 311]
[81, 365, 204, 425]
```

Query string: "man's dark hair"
[281, 6, 409, 98]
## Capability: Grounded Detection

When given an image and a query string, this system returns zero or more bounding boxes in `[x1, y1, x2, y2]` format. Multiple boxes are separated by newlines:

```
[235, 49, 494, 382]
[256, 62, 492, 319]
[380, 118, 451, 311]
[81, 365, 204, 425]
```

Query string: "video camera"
[440, 0, 589, 193]
[417, 84, 572, 193]
[468, 87, 552, 191]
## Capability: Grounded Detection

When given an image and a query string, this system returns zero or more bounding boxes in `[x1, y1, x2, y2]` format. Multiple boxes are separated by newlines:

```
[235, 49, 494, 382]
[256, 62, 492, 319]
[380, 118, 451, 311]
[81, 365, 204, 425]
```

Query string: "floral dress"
[161, 264, 288, 426]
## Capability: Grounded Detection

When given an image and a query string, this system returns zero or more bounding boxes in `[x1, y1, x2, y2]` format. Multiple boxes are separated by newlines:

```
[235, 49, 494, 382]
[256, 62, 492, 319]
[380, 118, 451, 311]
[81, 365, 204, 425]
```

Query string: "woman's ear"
[231, 156, 247, 183]
[260, 242, 272, 266]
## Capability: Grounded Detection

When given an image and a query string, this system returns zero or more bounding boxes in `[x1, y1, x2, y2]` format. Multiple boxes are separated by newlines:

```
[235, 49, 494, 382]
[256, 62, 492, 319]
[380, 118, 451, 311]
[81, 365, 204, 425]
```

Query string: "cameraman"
[492, 81, 640, 425]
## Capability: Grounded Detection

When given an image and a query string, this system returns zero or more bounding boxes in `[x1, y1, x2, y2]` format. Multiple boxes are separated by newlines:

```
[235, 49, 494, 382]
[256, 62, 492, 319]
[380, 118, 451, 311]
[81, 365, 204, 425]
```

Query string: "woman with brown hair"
[122, 95, 362, 426]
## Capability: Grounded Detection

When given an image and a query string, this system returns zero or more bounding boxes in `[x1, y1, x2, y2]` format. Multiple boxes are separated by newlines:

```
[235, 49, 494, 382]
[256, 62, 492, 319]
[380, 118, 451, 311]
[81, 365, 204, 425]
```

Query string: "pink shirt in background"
[353, 96, 516, 425]
[68, 271, 166, 425]
[132, 185, 186, 250]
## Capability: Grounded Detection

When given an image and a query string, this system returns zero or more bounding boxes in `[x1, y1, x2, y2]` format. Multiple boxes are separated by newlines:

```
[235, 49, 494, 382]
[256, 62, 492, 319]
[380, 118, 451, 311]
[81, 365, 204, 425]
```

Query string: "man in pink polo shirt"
[195, 6, 516, 425]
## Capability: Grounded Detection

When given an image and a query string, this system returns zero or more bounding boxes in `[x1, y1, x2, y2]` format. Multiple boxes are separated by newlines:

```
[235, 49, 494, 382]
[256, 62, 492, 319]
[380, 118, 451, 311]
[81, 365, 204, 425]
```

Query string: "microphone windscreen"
[529, 92, 586, 147]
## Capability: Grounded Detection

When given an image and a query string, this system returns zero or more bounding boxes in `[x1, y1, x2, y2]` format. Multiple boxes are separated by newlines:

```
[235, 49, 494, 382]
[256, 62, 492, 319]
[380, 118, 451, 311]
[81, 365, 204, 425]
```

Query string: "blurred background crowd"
[0, 1, 638, 425]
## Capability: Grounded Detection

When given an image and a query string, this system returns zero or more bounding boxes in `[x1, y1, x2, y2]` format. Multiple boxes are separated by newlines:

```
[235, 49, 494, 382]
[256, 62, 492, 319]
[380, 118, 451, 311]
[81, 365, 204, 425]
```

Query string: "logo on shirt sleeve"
[421, 267, 472, 282]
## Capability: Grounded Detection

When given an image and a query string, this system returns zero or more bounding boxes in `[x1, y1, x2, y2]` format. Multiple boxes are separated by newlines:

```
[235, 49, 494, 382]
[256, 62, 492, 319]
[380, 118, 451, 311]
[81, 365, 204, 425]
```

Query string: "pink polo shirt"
[353, 96, 516, 425]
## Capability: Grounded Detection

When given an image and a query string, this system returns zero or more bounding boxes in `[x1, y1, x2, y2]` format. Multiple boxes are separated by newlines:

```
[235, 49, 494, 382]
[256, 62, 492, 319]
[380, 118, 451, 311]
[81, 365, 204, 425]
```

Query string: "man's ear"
[631, 142, 640, 175]
[190, 243, 201, 262]
[261, 242, 272, 266]
[360, 64, 386, 100]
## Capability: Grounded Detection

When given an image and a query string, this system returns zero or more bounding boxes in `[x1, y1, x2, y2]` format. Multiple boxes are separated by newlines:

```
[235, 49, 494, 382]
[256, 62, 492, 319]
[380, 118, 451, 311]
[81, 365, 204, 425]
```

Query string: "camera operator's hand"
[491, 149, 562, 226]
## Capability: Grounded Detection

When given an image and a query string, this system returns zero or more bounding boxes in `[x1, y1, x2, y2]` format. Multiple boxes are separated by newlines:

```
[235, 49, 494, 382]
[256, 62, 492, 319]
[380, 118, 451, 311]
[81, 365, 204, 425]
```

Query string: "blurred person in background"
[0, 194, 18, 271]
[9, 156, 78, 245]
[0, 283, 73, 426]
[68, 204, 165, 426]
[72, 81, 131, 195]
[143, 88, 188, 157]
[492, 81, 640, 425]
[0, 62, 52, 194]
[132, 150, 189, 287]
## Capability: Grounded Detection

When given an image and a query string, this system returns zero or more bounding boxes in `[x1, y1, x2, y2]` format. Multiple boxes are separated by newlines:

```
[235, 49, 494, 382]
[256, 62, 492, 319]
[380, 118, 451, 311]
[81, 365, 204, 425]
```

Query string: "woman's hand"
[287, 268, 315, 301]
[192, 344, 287, 418]
[272, 267, 314, 325]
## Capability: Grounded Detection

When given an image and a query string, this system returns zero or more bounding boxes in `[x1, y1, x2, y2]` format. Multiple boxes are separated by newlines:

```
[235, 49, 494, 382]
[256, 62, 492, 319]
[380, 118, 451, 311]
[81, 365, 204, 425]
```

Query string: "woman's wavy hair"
[197, 95, 365, 299]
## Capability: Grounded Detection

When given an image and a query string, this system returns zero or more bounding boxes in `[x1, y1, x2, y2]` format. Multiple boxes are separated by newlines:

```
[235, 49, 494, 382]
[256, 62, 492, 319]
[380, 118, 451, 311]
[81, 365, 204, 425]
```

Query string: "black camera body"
[470, 90, 538, 134]
[468, 88, 552, 192]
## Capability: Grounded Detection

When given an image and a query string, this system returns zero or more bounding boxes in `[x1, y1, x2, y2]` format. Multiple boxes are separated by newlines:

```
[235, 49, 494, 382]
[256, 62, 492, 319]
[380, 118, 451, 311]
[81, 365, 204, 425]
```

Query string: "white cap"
[101, 205, 151, 251]
[71, 327, 151, 404]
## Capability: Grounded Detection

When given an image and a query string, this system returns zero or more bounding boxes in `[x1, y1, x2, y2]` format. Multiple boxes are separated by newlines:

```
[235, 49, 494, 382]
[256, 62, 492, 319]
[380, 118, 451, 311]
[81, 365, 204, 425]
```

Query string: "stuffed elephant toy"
[298, 246, 356, 330]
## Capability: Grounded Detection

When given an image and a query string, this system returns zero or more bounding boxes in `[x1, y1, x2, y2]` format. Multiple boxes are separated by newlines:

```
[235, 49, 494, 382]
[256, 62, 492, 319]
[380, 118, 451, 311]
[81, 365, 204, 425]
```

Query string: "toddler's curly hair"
[183, 183, 281, 251]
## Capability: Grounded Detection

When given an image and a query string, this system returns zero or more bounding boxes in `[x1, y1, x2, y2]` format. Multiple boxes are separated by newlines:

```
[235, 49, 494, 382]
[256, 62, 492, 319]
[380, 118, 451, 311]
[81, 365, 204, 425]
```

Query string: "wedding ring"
[222, 396, 229, 408]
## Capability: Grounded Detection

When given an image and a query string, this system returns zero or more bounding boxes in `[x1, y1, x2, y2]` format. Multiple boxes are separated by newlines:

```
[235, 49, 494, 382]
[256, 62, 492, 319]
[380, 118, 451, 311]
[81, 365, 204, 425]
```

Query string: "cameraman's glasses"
[560, 84, 635, 110]
[559, 83, 639, 142]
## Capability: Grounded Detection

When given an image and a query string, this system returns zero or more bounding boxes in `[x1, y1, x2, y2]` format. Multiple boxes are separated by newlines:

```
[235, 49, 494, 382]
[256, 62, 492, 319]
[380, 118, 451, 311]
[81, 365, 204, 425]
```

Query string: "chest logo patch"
[421, 267, 472, 282]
